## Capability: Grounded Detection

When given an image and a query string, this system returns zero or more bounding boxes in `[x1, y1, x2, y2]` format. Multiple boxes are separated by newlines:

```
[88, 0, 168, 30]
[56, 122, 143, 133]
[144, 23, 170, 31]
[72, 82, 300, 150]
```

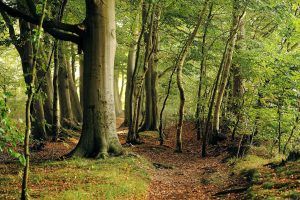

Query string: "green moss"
[0, 156, 151, 200]
[285, 191, 300, 199]
[262, 182, 275, 189]
[232, 154, 299, 200]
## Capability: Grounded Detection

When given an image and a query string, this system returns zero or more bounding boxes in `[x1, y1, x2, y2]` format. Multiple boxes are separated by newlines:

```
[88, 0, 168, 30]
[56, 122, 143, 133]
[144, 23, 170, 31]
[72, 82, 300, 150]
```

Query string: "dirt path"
[117, 120, 247, 200]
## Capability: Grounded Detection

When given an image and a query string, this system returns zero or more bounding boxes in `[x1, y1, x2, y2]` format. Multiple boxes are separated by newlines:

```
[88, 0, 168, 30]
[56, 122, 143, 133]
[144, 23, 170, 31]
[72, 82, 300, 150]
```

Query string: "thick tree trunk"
[70, 0, 122, 157]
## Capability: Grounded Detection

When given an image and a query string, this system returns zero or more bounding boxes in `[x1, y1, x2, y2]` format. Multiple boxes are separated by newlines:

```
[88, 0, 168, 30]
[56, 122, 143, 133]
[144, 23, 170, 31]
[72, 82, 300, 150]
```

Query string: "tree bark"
[212, 1, 246, 144]
[114, 71, 123, 117]
[52, 41, 60, 141]
[127, 1, 150, 143]
[79, 55, 84, 109]
[195, 3, 213, 140]
[124, 31, 138, 126]
[70, 0, 122, 157]
[58, 43, 74, 127]
[140, 6, 160, 132]
[230, 14, 245, 140]
[67, 57, 83, 123]
[175, 1, 209, 152]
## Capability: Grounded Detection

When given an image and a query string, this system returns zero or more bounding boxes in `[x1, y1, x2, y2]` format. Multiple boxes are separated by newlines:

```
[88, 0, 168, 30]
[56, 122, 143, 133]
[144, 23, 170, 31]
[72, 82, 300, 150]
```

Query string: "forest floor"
[117, 118, 248, 200]
[0, 117, 299, 199]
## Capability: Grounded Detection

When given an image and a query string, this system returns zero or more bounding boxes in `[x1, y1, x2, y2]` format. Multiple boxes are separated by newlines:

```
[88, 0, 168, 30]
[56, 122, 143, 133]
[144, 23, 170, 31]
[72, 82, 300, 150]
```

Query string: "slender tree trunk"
[19, 20, 49, 140]
[52, 41, 60, 141]
[175, 58, 185, 153]
[124, 12, 139, 126]
[114, 71, 123, 117]
[79, 55, 84, 109]
[124, 41, 137, 126]
[67, 58, 83, 123]
[196, 3, 213, 140]
[39, 65, 53, 133]
[277, 97, 283, 153]
[212, 2, 246, 144]
[202, 39, 230, 157]
[70, 0, 122, 157]
[127, 1, 150, 143]
[58, 43, 74, 127]
[140, 7, 160, 132]
[21, 1, 47, 198]
[175, 1, 209, 152]
[230, 12, 246, 140]
[71, 43, 76, 81]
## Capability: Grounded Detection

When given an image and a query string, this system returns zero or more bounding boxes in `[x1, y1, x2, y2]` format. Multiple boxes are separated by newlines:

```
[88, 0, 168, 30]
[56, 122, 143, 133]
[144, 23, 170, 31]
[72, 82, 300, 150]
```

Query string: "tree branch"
[0, 0, 83, 43]
[0, 10, 17, 41]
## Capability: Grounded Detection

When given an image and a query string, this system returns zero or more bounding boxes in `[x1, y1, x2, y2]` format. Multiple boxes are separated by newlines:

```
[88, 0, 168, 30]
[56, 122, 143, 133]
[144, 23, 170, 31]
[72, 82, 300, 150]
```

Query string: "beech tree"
[0, 0, 122, 157]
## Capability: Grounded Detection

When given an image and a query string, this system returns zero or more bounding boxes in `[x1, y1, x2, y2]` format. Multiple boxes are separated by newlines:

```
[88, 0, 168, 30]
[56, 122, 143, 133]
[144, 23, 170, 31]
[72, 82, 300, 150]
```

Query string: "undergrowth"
[0, 155, 152, 200]
[229, 146, 300, 200]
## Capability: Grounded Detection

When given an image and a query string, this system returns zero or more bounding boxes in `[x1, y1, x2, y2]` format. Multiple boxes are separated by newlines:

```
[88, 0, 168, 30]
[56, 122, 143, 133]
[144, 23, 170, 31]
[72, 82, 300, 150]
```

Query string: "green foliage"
[0, 96, 24, 165]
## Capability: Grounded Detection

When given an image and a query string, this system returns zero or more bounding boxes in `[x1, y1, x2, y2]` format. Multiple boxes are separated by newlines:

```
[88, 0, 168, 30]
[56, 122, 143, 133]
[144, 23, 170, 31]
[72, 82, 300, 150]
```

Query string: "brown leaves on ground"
[118, 120, 247, 200]
[1, 118, 246, 200]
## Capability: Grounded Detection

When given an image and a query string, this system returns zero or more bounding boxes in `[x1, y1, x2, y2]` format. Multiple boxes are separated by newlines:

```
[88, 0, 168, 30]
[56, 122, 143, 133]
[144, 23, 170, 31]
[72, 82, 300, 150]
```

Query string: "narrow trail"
[117, 119, 247, 200]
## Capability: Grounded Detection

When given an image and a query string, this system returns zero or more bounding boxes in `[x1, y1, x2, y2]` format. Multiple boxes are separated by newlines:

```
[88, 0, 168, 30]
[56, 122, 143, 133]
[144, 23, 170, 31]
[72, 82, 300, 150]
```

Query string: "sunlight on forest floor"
[0, 156, 151, 200]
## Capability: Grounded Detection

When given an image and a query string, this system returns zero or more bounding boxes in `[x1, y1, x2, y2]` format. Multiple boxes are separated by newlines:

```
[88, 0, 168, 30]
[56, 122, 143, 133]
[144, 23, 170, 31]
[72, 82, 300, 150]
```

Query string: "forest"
[0, 0, 299, 199]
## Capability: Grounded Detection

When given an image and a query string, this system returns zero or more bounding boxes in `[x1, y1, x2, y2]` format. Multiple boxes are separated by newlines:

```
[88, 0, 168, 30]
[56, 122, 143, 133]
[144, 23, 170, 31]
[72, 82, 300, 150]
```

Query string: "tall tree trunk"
[140, 7, 160, 132]
[196, 3, 213, 140]
[277, 96, 283, 153]
[19, 20, 48, 140]
[127, 1, 150, 143]
[58, 43, 74, 127]
[230, 14, 245, 140]
[70, 0, 122, 157]
[52, 41, 60, 141]
[79, 55, 84, 109]
[114, 71, 123, 117]
[71, 43, 76, 81]
[212, 1, 246, 144]
[175, 1, 209, 152]
[124, 39, 137, 126]
[21, 1, 47, 198]
[67, 58, 83, 123]
[123, 10, 140, 126]
[39, 65, 53, 132]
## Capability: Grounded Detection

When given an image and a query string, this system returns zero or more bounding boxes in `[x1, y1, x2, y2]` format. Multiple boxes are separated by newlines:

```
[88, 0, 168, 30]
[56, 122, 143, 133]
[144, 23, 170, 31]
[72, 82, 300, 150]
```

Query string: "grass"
[0, 155, 152, 200]
[230, 150, 300, 200]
